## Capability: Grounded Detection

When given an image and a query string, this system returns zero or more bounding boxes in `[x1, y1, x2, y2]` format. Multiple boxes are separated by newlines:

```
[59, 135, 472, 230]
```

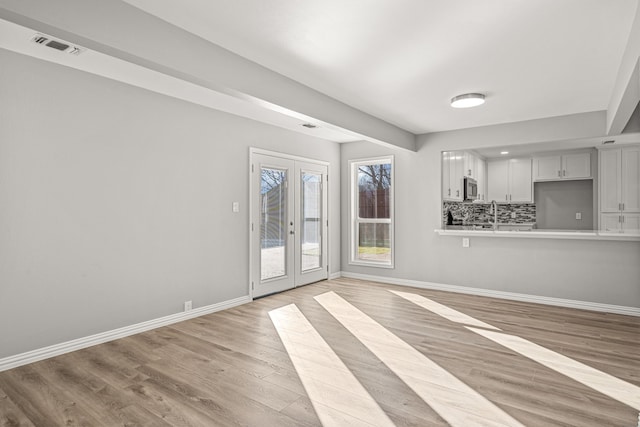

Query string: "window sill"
[349, 260, 395, 269]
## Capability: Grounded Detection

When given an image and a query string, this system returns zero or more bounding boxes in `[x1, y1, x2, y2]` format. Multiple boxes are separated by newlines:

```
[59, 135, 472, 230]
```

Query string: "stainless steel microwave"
[464, 177, 478, 201]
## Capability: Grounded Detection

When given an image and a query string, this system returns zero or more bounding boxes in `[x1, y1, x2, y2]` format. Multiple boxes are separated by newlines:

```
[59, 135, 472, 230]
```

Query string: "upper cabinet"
[442, 151, 464, 201]
[475, 157, 487, 202]
[600, 146, 640, 214]
[533, 152, 591, 181]
[464, 152, 477, 178]
[487, 158, 533, 203]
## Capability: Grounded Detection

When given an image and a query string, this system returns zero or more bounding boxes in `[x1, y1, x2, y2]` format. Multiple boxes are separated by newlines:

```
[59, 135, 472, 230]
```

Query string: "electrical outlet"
[184, 301, 192, 312]
[232, 202, 240, 213]
[575, 212, 582, 220]
[462, 238, 470, 248]
[510, 212, 516, 219]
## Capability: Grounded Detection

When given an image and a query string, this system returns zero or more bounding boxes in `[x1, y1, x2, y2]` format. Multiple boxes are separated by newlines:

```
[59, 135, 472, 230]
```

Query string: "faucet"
[489, 200, 498, 230]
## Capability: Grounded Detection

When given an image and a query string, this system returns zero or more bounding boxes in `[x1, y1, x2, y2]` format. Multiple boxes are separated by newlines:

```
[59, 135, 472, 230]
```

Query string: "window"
[350, 157, 394, 267]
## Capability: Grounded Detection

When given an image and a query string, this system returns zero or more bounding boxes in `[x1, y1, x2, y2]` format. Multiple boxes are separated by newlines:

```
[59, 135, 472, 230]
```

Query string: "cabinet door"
[464, 152, 476, 178]
[476, 158, 486, 201]
[487, 160, 509, 202]
[442, 152, 451, 200]
[449, 151, 463, 201]
[533, 156, 561, 181]
[563, 152, 591, 179]
[621, 147, 640, 213]
[509, 158, 533, 203]
[600, 213, 622, 232]
[622, 214, 640, 233]
[599, 149, 621, 212]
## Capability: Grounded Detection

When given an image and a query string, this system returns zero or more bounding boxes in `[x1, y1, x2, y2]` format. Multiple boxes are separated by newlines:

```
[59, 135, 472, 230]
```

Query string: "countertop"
[436, 227, 640, 241]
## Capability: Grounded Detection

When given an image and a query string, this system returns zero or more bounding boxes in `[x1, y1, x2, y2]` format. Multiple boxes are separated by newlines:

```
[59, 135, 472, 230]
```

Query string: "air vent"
[45, 40, 70, 51]
[30, 33, 83, 55]
[302, 123, 318, 129]
[32, 34, 48, 44]
[602, 140, 615, 145]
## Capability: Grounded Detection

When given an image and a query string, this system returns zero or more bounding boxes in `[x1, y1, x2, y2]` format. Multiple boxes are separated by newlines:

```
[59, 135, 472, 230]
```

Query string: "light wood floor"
[1, 278, 638, 426]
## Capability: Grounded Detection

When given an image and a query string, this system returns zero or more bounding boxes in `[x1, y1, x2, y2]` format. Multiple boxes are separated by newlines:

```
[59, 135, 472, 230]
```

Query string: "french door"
[250, 150, 328, 298]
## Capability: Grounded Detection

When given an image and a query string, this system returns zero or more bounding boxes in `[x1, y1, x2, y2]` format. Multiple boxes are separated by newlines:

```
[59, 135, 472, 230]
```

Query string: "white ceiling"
[123, 0, 638, 134]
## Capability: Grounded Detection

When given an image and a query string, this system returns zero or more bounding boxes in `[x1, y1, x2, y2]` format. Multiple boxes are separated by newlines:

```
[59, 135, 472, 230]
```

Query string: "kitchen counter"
[444, 222, 536, 231]
[436, 227, 640, 241]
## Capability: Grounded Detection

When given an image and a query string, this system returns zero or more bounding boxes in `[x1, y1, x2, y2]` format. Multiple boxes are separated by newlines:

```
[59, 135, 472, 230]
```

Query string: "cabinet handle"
[510, 194, 512, 201]
[468, 169, 471, 176]
[563, 170, 566, 176]
[622, 203, 625, 211]
[448, 189, 451, 196]
[456, 190, 460, 197]
[558, 170, 561, 177]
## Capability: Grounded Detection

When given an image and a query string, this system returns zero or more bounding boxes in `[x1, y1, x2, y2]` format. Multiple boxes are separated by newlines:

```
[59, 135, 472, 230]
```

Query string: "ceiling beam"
[0, 0, 416, 151]
[607, 2, 640, 135]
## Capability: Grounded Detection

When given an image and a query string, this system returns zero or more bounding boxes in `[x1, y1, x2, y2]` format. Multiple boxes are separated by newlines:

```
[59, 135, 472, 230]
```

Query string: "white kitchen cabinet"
[533, 156, 561, 180]
[442, 151, 463, 201]
[599, 146, 640, 232]
[475, 157, 487, 201]
[600, 146, 640, 213]
[464, 152, 476, 178]
[600, 213, 640, 233]
[487, 160, 508, 202]
[487, 158, 533, 203]
[600, 149, 622, 212]
[621, 147, 640, 212]
[563, 152, 591, 179]
[533, 152, 591, 181]
[509, 158, 533, 202]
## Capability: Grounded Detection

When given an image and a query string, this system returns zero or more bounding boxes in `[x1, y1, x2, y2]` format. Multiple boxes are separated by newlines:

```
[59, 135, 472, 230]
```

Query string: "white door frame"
[249, 148, 329, 299]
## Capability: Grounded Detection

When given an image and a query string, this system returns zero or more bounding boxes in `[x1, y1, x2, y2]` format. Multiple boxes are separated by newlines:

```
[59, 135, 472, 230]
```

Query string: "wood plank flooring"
[0, 278, 638, 426]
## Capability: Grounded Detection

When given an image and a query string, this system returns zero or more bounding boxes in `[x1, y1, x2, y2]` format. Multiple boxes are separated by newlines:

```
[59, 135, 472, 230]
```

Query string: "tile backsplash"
[443, 201, 536, 224]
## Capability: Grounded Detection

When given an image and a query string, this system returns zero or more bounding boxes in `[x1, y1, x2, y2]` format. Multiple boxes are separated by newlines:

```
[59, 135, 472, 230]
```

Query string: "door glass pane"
[301, 172, 322, 271]
[358, 163, 391, 219]
[358, 223, 390, 262]
[261, 168, 287, 281]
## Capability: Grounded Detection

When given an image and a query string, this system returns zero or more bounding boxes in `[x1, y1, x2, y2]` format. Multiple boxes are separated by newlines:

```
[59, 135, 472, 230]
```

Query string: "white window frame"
[349, 156, 394, 268]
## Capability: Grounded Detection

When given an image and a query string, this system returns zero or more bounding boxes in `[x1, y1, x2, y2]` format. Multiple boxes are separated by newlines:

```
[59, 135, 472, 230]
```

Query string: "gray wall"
[341, 133, 640, 308]
[0, 49, 341, 358]
[534, 180, 594, 230]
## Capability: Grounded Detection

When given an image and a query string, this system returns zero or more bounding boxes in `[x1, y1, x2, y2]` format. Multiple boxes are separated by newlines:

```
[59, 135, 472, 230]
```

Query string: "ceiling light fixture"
[500, 151, 509, 155]
[451, 93, 485, 108]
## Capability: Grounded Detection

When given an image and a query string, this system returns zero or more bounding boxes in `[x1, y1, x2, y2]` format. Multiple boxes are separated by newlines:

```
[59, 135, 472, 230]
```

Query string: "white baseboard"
[329, 271, 342, 280]
[339, 272, 640, 317]
[0, 295, 251, 373]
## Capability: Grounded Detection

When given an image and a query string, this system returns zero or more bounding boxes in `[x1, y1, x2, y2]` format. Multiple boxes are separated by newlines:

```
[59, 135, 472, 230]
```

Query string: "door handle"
[289, 230, 295, 235]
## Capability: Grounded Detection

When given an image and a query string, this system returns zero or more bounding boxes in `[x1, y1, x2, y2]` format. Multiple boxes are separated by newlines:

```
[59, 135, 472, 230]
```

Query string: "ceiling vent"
[602, 140, 615, 145]
[31, 33, 83, 55]
[302, 123, 318, 129]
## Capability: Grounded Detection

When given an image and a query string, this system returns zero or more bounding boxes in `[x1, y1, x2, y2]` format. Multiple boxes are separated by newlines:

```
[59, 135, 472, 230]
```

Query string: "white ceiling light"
[451, 93, 485, 108]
